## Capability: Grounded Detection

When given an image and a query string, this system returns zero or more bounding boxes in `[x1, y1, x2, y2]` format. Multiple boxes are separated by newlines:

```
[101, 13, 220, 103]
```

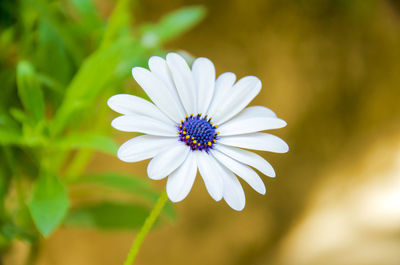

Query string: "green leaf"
[0, 223, 38, 243]
[0, 161, 11, 219]
[0, 68, 16, 112]
[36, 17, 74, 86]
[16, 61, 45, 123]
[55, 133, 118, 154]
[64, 202, 149, 230]
[141, 6, 206, 46]
[0, 113, 23, 145]
[51, 37, 146, 135]
[28, 175, 69, 236]
[100, 0, 132, 49]
[27, 0, 85, 65]
[36, 73, 64, 95]
[70, 173, 176, 220]
[73, 173, 153, 192]
[69, 0, 103, 31]
[0, 128, 23, 146]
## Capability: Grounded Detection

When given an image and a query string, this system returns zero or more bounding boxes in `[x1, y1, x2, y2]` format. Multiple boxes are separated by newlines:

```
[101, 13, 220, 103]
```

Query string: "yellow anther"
[185, 115, 188, 118]
[213, 139, 216, 143]
[190, 113, 193, 116]
[197, 143, 201, 146]
[210, 122, 213, 125]
[193, 140, 197, 144]
[180, 120, 183, 123]
[199, 113, 202, 116]
[183, 131, 186, 135]
[208, 142, 212, 146]
[214, 124, 218, 128]
[217, 132, 220, 135]
[186, 135, 190, 139]
[191, 137, 194, 140]
[179, 124, 182, 128]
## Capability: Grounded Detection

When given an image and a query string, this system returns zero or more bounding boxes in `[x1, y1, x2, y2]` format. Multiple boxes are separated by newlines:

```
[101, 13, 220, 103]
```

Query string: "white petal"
[248, 105, 277, 118]
[132, 67, 185, 122]
[220, 165, 246, 211]
[148, 56, 185, 114]
[196, 151, 223, 201]
[107, 94, 173, 124]
[215, 144, 275, 177]
[148, 56, 175, 91]
[192, 57, 215, 114]
[117, 135, 177, 162]
[111, 115, 177, 136]
[218, 132, 289, 153]
[207, 72, 236, 118]
[166, 152, 197, 202]
[212, 76, 262, 125]
[166, 53, 197, 114]
[147, 143, 189, 180]
[212, 150, 266, 194]
[218, 106, 286, 136]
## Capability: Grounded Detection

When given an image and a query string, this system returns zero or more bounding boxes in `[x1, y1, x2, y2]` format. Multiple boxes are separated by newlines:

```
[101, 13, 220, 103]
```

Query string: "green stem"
[123, 190, 168, 265]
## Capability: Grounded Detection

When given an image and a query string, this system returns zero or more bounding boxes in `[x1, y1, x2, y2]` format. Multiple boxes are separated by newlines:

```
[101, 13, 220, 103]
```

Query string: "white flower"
[107, 53, 288, 211]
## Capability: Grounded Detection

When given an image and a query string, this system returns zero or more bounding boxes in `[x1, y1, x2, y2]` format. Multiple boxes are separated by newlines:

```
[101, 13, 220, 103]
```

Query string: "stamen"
[177, 113, 219, 152]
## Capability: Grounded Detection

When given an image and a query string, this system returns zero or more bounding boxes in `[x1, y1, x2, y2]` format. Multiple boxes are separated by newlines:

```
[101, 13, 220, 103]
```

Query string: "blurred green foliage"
[0, 0, 205, 261]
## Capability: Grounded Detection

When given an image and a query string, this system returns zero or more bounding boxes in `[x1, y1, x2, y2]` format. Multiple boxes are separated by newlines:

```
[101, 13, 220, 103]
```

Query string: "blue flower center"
[178, 114, 219, 152]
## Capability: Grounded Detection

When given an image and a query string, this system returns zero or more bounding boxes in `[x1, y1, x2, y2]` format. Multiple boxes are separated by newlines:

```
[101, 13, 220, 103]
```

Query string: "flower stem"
[123, 189, 168, 265]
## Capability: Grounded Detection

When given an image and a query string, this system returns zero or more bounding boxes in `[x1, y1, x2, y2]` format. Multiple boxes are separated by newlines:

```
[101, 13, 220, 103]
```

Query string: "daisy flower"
[107, 53, 288, 211]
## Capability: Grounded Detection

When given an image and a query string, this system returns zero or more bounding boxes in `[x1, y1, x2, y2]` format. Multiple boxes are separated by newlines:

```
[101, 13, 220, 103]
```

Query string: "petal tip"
[246, 75, 262, 87]
[283, 142, 289, 153]
[215, 195, 223, 202]
[166, 52, 182, 61]
[116, 145, 134, 163]
[257, 184, 267, 195]
[193, 56, 213, 65]
[230, 205, 245, 211]
[131, 67, 147, 79]
[167, 194, 181, 203]
[110, 117, 119, 130]
[210, 189, 223, 202]
[148, 55, 163, 63]
[147, 167, 156, 180]
[106, 96, 115, 110]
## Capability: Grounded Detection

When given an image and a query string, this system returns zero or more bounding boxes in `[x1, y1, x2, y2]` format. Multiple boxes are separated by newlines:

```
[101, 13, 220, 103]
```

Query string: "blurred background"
[1, 0, 400, 264]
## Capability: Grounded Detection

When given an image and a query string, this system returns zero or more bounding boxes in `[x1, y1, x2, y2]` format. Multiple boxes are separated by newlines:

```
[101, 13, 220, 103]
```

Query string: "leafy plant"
[0, 0, 205, 263]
